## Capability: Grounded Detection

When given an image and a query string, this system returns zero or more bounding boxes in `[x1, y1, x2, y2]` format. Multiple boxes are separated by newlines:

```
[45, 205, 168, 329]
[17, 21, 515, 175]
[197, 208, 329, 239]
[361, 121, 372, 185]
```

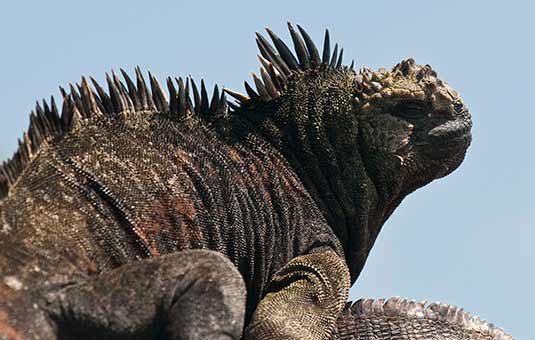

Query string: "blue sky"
[0, 0, 532, 338]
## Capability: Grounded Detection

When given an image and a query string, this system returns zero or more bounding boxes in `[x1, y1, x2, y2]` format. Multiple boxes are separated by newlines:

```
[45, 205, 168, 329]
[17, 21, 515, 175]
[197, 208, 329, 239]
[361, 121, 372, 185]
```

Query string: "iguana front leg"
[245, 249, 350, 340]
[1, 250, 246, 340]
[48, 250, 246, 340]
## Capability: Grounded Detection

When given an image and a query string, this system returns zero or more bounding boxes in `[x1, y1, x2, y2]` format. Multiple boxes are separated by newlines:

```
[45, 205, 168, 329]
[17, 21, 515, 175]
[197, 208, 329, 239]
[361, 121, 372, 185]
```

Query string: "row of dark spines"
[224, 22, 352, 105]
[68, 68, 228, 121]
[0, 69, 227, 198]
[256, 23, 347, 77]
[2, 23, 346, 196]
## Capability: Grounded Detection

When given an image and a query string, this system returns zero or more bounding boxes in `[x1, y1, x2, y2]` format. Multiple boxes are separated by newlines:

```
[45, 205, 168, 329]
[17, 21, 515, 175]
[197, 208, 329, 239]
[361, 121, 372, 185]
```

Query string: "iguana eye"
[453, 100, 465, 113]
[393, 101, 428, 119]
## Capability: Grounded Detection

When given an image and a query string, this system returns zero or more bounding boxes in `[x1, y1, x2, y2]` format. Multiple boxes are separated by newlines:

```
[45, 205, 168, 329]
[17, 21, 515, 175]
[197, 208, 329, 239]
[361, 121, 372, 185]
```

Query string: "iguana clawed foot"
[244, 250, 350, 340]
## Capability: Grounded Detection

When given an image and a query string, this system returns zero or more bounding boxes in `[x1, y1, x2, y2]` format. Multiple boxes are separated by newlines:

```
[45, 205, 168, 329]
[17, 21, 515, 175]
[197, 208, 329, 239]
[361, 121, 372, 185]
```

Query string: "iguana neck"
[231, 69, 397, 281]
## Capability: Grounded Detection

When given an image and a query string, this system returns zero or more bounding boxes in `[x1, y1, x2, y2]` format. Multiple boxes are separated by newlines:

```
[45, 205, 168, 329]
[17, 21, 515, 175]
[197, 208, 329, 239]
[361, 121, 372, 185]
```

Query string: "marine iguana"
[0, 23, 510, 339]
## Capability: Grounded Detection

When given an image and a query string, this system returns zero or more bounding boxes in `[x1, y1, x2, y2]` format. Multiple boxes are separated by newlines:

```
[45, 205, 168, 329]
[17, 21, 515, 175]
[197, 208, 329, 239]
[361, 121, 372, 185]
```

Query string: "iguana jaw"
[420, 115, 472, 164]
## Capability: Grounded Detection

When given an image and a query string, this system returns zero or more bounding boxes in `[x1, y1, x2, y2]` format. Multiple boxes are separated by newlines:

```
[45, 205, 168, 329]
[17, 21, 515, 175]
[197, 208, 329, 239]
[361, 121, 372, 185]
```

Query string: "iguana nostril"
[453, 101, 465, 113]
[428, 120, 470, 139]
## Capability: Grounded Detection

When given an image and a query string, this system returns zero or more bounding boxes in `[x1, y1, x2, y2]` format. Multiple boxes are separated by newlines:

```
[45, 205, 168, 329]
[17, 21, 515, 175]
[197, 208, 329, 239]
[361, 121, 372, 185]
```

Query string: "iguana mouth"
[420, 131, 472, 160]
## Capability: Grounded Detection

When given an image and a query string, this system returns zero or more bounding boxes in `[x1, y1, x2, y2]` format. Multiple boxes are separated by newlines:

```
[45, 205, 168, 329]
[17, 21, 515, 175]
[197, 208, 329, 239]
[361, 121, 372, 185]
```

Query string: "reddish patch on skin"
[147, 241, 161, 256]
[0, 289, 12, 301]
[175, 196, 197, 222]
[271, 156, 308, 196]
[135, 194, 201, 254]
[227, 148, 244, 164]
[173, 196, 203, 246]
[132, 224, 161, 256]
[0, 283, 20, 302]
[137, 148, 204, 251]
[0, 310, 23, 340]
[82, 259, 98, 275]
[134, 216, 162, 256]
[253, 163, 273, 204]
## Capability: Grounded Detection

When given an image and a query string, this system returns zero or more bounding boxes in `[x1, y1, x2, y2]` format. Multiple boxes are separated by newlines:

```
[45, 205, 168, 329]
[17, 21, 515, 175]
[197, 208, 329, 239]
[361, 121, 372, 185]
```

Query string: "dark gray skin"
[0, 24, 510, 339]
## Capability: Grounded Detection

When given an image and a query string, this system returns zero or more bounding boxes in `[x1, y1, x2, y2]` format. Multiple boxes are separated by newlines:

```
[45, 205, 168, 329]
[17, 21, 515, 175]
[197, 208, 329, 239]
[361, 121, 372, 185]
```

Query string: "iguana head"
[355, 59, 471, 197]
[227, 23, 471, 278]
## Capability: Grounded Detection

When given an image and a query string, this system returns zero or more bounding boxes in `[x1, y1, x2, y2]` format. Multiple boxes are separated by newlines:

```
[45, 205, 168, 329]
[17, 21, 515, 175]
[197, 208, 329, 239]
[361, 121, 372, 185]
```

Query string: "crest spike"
[185, 77, 193, 111]
[258, 54, 286, 87]
[223, 88, 250, 103]
[43, 98, 61, 135]
[209, 85, 220, 114]
[190, 79, 201, 114]
[134, 67, 148, 110]
[256, 33, 291, 76]
[336, 48, 344, 68]
[177, 77, 187, 115]
[260, 67, 279, 98]
[80, 76, 102, 117]
[252, 72, 271, 101]
[148, 72, 169, 112]
[287, 22, 310, 69]
[59, 89, 73, 129]
[106, 73, 125, 113]
[112, 71, 134, 111]
[34, 102, 51, 138]
[49, 96, 62, 134]
[90, 77, 113, 114]
[69, 83, 85, 117]
[166, 77, 178, 114]
[266, 28, 300, 71]
[219, 92, 228, 115]
[297, 24, 321, 65]
[120, 69, 141, 111]
[322, 29, 331, 64]
[244, 81, 260, 101]
[330, 43, 339, 68]
[257, 54, 273, 73]
[268, 63, 286, 90]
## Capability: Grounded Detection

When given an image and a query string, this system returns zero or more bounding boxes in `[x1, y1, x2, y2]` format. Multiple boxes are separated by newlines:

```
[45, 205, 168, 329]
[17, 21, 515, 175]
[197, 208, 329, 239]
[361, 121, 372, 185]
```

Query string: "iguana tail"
[332, 297, 512, 340]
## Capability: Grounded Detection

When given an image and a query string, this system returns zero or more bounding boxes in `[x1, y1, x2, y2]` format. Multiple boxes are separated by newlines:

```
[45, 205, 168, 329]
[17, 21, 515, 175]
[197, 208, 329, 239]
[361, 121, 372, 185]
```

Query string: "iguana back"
[0, 88, 343, 322]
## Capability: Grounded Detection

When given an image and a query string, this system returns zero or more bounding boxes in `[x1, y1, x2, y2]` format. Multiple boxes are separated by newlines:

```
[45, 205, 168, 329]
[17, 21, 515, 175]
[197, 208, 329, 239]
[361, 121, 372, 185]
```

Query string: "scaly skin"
[332, 298, 513, 339]
[0, 24, 508, 339]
